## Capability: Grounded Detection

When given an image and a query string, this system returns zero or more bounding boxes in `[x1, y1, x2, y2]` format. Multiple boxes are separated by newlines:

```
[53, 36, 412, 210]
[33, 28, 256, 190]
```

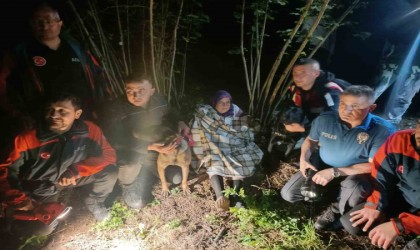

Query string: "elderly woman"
[190, 90, 263, 210]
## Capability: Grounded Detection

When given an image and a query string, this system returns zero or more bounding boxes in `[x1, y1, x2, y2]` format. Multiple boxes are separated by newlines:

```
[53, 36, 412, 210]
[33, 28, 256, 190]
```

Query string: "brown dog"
[133, 126, 191, 196]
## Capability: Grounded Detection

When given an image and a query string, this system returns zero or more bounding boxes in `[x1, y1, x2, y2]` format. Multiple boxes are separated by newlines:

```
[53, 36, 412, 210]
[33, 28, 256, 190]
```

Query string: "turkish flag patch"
[32, 56, 47, 66]
[397, 165, 404, 174]
[40, 152, 51, 159]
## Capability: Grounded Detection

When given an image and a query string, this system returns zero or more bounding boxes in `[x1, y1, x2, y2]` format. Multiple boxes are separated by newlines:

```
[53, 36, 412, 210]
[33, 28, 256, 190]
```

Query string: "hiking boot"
[84, 197, 110, 222]
[122, 186, 149, 209]
[215, 197, 230, 211]
[315, 205, 342, 231]
[403, 239, 420, 250]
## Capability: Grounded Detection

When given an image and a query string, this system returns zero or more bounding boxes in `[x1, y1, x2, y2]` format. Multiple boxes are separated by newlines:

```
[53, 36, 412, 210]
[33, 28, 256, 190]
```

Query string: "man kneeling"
[341, 119, 420, 250]
[0, 93, 117, 237]
[281, 86, 395, 230]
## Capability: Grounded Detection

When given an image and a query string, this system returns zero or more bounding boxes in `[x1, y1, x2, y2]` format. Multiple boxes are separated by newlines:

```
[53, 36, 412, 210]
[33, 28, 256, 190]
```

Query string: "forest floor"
[1, 117, 418, 250]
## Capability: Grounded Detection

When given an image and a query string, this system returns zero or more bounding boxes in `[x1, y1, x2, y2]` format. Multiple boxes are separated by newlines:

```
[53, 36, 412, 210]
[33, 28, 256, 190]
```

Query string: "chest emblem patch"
[40, 152, 51, 159]
[357, 132, 369, 144]
[397, 165, 404, 174]
[33, 56, 46, 67]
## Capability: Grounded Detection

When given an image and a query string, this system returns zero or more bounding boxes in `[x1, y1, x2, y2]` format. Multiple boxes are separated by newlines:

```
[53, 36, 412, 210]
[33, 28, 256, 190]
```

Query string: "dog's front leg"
[157, 160, 170, 197]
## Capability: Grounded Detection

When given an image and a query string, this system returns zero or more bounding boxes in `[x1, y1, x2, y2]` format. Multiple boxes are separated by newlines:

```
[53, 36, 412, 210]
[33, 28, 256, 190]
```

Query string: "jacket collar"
[37, 119, 88, 142]
[339, 112, 372, 131]
[356, 113, 372, 130]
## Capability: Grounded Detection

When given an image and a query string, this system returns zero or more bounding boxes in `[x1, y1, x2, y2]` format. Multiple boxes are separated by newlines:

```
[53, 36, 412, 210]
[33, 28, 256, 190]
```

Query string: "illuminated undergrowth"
[226, 188, 329, 249]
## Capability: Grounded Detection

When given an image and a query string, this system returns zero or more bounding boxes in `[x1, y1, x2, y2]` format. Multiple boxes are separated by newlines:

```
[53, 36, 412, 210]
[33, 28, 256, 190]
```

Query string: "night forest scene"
[0, 0, 419, 249]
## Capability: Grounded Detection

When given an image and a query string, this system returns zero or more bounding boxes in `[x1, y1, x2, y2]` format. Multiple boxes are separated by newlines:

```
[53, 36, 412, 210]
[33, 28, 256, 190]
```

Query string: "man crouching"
[0, 93, 117, 237]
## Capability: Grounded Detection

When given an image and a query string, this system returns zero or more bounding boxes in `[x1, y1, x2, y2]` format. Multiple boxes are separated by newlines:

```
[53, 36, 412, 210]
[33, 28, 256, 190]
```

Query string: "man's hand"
[350, 207, 382, 232]
[58, 170, 77, 186]
[299, 159, 317, 177]
[368, 222, 398, 250]
[15, 199, 34, 211]
[312, 168, 334, 186]
[148, 142, 177, 154]
[284, 123, 305, 133]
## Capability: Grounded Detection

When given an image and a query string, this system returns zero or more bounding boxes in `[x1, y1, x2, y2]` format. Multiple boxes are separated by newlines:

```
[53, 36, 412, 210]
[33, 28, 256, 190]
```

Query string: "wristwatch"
[332, 168, 341, 178]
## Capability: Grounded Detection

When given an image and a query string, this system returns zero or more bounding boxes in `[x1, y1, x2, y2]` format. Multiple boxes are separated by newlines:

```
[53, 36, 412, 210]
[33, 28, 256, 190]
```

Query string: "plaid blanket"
[190, 104, 263, 178]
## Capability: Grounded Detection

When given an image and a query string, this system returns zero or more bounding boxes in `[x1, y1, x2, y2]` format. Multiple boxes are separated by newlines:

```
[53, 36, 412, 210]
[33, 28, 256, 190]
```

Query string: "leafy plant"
[19, 235, 49, 250]
[165, 218, 182, 229]
[234, 0, 367, 129]
[170, 186, 181, 195]
[150, 199, 162, 206]
[93, 202, 134, 231]
[229, 188, 327, 249]
[67, 0, 209, 108]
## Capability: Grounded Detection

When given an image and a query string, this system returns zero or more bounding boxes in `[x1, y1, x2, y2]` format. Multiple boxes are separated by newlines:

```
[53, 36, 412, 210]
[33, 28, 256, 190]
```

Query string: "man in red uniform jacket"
[0, 93, 117, 236]
[341, 119, 420, 249]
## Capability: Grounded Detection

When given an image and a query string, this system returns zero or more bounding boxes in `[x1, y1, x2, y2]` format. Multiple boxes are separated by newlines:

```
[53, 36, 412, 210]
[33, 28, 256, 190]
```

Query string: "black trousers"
[4, 164, 118, 237]
[341, 194, 418, 236]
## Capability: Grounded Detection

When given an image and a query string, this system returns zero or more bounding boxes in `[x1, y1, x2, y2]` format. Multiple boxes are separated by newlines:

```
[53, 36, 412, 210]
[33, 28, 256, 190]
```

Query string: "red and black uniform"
[0, 119, 117, 209]
[365, 129, 420, 235]
[0, 34, 115, 118]
[291, 71, 345, 122]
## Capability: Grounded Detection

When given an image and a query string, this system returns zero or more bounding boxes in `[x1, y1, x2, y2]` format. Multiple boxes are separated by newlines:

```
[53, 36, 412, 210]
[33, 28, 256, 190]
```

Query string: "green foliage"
[233, 0, 369, 126]
[229, 188, 327, 249]
[165, 218, 182, 229]
[170, 187, 181, 195]
[93, 202, 134, 231]
[223, 187, 246, 199]
[150, 199, 162, 206]
[182, 11, 210, 43]
[19, 235, 49, 250]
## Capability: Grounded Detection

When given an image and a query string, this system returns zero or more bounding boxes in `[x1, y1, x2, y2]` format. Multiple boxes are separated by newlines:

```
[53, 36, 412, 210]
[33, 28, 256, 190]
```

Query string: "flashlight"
[300, 169, 319, 202]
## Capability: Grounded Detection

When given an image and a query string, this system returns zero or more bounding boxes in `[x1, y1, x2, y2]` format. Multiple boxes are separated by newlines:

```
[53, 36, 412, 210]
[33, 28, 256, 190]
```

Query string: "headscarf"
[211, 90, 234, 117]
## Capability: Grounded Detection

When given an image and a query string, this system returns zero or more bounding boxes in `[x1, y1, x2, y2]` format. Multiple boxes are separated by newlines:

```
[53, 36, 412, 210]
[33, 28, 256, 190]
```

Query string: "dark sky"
[1, 0, 419, 107]
[0, 0, 31, 50]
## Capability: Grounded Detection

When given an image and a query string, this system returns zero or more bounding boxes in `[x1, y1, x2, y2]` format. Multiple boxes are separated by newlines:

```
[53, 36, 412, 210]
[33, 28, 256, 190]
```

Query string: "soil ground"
[0, 117, 418, 250]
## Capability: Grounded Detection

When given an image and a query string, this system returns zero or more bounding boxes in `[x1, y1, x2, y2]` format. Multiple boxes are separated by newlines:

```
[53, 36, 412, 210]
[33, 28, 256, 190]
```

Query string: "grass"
[92, 202, 134, 231]
[227, 187, 328, 249]
[170, 187, 181, 195]
[165, 218, 183, 229]
[19, 235, 49, 250]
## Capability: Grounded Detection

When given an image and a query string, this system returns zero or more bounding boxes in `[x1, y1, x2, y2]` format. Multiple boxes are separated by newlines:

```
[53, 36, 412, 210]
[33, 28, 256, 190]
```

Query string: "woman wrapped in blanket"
[190, 90, 263, 210]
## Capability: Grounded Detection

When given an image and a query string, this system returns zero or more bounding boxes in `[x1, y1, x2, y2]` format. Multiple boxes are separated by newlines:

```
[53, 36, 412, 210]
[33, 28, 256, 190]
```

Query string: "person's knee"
[341, 175, 372, 208]
[280, 186, 293, 202]
[280, 184, 299, 203]
[89, 164, 118, 196]
[280, 172, 305, 203]
[101, 164, 118, 183]
[347, 195, 365, 209]
[118, 164, 141, 185]
[340, 203, 367, 236]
